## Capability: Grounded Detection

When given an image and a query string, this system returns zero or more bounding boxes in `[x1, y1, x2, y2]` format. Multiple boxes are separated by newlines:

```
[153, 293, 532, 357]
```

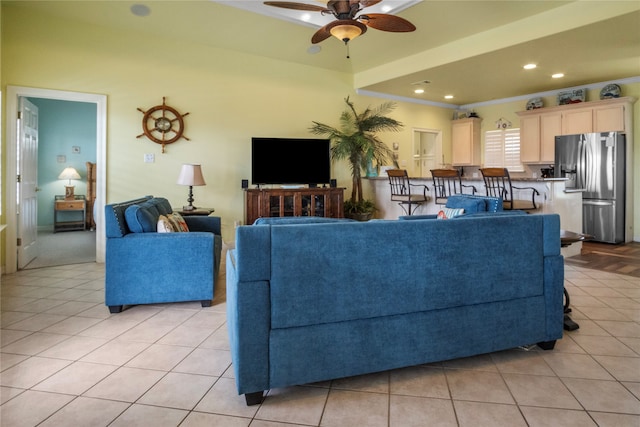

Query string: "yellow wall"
[2, 4, 638, 268]
[0, 4, 453, 248]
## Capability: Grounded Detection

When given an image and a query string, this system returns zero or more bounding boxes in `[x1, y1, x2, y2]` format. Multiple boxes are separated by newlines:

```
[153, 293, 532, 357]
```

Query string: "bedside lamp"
[177, 164, 206, 211]
[58, 167, 81, 200]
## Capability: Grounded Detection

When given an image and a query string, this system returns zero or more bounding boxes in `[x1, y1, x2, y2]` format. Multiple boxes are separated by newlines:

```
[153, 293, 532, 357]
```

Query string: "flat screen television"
[251, 137, 331, 185]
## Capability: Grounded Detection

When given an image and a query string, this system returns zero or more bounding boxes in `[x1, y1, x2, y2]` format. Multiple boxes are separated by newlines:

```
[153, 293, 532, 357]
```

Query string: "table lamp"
[58, 167, 81, 200]
[177, 164, 206, 211]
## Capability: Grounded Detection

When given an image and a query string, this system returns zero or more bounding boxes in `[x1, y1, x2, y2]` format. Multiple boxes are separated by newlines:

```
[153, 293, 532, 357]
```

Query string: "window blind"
[484, 128, 523, 172]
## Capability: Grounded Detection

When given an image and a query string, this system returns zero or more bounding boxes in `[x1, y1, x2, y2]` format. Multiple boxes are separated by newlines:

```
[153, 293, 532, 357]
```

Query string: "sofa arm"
[106, 232, 216, 309]
[183, 216, 222, 277]
[184, 215, 221, 235]
[226, 249, 271, 399]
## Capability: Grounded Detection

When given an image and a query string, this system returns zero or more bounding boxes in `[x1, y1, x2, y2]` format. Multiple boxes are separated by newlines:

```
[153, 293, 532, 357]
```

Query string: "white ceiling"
[7, 0, 640, 107]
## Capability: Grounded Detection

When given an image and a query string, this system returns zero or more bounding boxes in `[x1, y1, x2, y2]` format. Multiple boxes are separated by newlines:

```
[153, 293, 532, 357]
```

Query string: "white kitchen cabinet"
[562, 108, 592, 135]
[593, 104, 625, 132]
[517, 97, 633, 164]
[520, 112, 561, 163]
[451, 117, 481, 166]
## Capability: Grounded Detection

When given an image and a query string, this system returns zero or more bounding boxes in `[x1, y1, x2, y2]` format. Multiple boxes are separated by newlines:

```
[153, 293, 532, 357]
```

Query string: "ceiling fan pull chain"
[345, 42, 350, 59]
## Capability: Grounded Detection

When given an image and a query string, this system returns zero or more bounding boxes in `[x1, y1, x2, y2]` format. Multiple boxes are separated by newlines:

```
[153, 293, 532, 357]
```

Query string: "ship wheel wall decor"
[137, 97, 190, 153]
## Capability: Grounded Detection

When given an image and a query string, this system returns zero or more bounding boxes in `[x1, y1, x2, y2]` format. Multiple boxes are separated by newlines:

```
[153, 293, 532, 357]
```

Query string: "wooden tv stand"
[244, 187, 344, 225]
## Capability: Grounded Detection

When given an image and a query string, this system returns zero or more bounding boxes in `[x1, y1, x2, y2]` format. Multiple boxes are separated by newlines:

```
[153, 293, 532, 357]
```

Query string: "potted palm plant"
[309, 96, 402, 220]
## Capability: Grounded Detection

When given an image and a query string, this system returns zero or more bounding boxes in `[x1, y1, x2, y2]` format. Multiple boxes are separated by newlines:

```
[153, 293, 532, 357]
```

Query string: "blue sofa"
[226, 210, 564, 405]
[105, 196, 222, 313]
[401, 193, 504, 220]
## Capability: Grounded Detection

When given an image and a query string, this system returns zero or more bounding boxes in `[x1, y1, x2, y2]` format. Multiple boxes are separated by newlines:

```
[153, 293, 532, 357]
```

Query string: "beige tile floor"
[1, 261, 639, 426]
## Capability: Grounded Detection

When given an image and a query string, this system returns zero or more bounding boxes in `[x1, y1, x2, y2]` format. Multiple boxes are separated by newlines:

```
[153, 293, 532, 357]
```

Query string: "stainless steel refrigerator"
[554, 132, 625, 243]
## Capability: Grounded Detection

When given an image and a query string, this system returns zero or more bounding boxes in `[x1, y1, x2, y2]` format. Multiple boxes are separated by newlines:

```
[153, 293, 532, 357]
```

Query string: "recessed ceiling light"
[523, 63, 537, 70]
[301, 13, 311, 22]
[307, 45, 321, 54]
[414, 88, 425, 94]
[444, 95, 454, 99]
[552, 73, 564, 78]
[130, 4, 151, 17]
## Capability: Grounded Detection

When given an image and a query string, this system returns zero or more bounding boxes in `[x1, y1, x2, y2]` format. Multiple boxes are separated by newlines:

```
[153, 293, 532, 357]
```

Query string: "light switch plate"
[144, 153, 155, 163]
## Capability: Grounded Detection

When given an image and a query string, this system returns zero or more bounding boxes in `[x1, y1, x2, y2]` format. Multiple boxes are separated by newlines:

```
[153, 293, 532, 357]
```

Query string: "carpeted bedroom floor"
[23, 229, 96, 270]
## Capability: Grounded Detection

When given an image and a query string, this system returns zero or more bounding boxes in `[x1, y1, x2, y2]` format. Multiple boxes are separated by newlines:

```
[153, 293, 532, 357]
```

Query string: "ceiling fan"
[263, 0, 416, 45]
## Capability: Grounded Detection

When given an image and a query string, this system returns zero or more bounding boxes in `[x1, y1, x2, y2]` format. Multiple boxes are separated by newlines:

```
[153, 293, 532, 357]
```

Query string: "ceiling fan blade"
[360, 13, 416, 32]
[359, 0, 382, 8]
[311, 24, 333, 44]
[263, 1, 329, 12]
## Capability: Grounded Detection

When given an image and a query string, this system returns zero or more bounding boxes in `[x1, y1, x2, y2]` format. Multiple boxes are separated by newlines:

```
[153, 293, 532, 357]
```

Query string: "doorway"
[5, 86, 107, 274]
[412, 128, 443, 177]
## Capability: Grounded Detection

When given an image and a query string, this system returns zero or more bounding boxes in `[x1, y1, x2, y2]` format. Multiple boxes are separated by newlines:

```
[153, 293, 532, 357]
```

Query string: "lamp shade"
[58, 167, 81, 182]
[328, 20, 367, 43]
[177, 164, 206, 186]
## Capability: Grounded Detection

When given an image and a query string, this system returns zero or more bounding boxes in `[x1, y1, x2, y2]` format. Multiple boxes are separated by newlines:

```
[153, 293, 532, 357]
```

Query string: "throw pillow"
[437, 207, 464, 220]
[445, 207, 464, 218]
[157, 215, 175, 233]
[170, 212, 190, 232]
[125, 202, 159, 233]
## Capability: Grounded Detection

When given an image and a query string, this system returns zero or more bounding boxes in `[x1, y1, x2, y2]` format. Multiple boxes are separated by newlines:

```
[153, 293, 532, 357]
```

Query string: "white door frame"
[5, 86, 107, 274]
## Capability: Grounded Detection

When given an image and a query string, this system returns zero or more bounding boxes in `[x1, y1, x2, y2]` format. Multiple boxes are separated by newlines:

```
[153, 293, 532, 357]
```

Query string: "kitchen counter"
[367, 176, 567, 183]
[367, 176, 582, 257]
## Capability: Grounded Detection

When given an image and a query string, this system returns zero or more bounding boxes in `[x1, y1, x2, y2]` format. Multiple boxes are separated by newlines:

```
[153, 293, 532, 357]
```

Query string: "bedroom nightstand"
[54, 195, 86, 232]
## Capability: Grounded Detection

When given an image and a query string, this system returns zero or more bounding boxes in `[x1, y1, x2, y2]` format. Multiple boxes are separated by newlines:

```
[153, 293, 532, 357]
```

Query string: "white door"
[412, 129, 442, 177]
[17, 97, 39, 269]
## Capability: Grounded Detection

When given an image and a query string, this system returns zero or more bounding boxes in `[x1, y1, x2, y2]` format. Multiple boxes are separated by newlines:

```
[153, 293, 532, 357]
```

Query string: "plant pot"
[346, 212, 373, 221]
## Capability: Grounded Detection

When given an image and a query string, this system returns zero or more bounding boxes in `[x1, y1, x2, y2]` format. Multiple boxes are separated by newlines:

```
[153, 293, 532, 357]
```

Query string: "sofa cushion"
[459, 210, 527, 219]
[266, 217, 548, 330]
[125, 201, 161, 233]
[148, 197, 172, 216]
[447, 194, 502, 213]
[445, 196, 485, 213]
[104, 196, 153, 238]
[170, 212, 190, 232]
[157, 215, 176, 233]
[438, 207, 464, 219]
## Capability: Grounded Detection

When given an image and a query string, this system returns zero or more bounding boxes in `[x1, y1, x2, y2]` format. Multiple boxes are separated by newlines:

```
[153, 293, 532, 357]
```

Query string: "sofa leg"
[537, 340, 556, 350]
[245, 391, 264, 406]
[201, 300, 212, 307]
[108, 305, 123, 314]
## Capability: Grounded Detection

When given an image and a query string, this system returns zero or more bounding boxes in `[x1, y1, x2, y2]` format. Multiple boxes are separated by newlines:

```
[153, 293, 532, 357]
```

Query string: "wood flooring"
[564, 240, 640, 277]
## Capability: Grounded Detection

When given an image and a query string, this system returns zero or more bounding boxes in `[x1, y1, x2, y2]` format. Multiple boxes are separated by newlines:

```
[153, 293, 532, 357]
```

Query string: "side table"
[54, 195, 87, 232]
[560, 230, 593, 331]
[174, 207, 215, 216]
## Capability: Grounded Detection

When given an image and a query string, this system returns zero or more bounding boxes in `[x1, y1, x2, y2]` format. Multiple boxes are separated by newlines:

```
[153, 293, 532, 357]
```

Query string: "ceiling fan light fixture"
[328, 20, 367, 44]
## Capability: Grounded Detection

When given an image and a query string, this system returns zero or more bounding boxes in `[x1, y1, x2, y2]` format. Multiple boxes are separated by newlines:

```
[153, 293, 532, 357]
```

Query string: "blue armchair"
[105, 196, 222, 313]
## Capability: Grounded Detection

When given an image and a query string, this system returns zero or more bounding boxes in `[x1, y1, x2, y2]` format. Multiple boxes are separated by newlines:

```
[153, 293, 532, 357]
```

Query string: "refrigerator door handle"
[564, 188, 587, 193]
[583, 200, 614, 206]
